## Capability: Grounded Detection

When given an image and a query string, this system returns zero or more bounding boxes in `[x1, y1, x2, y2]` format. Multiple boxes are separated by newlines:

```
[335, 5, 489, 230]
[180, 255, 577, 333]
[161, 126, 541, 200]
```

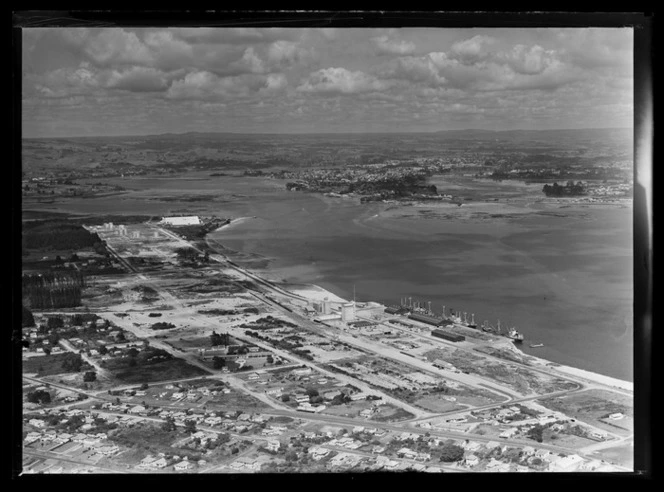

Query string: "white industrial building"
[341, 303, 355, 323]
[160, 216, 201, 226]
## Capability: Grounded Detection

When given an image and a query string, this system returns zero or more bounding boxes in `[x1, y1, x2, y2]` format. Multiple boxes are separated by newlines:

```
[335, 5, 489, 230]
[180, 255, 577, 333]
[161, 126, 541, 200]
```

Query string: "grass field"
[370, 405, 415, 422]
[23, 353, 93, 376]
[105, 357, 209, 384]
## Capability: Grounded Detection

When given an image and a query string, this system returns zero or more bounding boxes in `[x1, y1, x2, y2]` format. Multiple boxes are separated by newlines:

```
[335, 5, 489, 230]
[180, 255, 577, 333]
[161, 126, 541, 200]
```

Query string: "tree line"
[542, 181, 586, 197]
[23, 271, 86, 309]
[23, 286, 82, 309]
[22, 221, 102, 251]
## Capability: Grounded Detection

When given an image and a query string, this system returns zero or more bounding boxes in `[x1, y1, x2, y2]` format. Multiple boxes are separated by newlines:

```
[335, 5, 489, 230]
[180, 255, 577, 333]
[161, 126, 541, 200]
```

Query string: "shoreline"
[212, 216, 255, 233]
[203, 217, 633, 391]
[276, 280, 634, 392]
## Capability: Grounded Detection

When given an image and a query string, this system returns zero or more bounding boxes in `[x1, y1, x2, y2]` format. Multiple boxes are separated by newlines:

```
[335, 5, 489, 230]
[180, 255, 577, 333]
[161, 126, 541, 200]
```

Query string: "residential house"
[549, 454, 584, 472]
[174, 460, 193, 471]
[397, 448, 417, 459]
[499, 428, 518, 439]
[151, 457, 168, 469]
[464, 454, 480, 467]
[97, 444, 120, 456]
[24, 432, 41, 444]
[266, 440, 281, 452]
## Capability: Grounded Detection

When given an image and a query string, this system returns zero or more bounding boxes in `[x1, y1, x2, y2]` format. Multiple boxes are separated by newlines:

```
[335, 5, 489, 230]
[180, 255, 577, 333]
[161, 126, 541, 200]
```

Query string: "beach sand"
[282, 283, 347, 303]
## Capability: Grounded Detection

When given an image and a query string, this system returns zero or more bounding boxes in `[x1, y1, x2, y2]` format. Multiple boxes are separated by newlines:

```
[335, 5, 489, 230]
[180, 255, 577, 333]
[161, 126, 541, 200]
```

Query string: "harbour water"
[31, 172, 634, 381]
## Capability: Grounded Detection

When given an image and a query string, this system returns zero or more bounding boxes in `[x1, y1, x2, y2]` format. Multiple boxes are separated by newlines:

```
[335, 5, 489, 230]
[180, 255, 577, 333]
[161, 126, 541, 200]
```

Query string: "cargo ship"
[393, 297, 523, 342]
[481, 320, 496, 333]
[496, 320, 525, 343]
[448, 308, 463, 325]
[506, 328, 524, 343]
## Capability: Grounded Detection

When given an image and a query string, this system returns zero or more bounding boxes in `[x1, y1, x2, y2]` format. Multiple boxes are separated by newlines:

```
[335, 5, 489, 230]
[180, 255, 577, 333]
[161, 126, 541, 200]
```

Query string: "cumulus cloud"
[267, 40, 316, 68]
[22, 27, 634, 136]
[376, 42, 581, 93]
[375, 55, 446, 86]
[450, 35, 496, 64]
[165, 70, 280, 100]
[297, 67, 390, 95]
[498, 44, 559, 75]
[142, 30, 195, 71]
[174, 27, 299, 45]
[227, 47, 267, 74]
[26, 62, 174, 98]
[166, 71, 241, 100]
[371, 35, 416, 56]
[29, 63, 104, 98]
[106, 66, 169, 92]
[554, 28, 633, 72]
[50, 28, 290, 76]
[79, 29, 153, 68]
[260, 73, 288, 94]
[435, 52, 579, 92]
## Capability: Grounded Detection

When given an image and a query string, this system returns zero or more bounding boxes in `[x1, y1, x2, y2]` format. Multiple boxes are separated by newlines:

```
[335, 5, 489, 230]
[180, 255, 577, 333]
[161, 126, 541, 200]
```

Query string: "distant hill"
[24, 127, 632, 142]
[21, 126, 633, 176]
[433, 127, 632, 140]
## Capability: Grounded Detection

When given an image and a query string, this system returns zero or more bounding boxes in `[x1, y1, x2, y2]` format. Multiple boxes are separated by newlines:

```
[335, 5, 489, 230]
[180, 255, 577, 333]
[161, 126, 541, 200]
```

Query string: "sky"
[21, 27, 634, 137]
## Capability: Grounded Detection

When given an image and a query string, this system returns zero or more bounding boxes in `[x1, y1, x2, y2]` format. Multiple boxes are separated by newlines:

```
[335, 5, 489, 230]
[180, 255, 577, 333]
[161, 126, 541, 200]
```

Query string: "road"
[100, 224, 596, 415]
[58, 339, 115, 381]
[110, 223, 628, 428]
[151, 224, 309, 303]
[22, 449, 133, 474]
[41, 221, 630, 473]
[87, 240, 430, 419]
[23, 375, 116, 405]
[356, 311, 587, 394]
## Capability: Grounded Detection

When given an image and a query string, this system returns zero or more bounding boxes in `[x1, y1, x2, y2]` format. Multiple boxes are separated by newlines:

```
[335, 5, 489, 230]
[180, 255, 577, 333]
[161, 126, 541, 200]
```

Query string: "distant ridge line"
[23, 127, 632, 140]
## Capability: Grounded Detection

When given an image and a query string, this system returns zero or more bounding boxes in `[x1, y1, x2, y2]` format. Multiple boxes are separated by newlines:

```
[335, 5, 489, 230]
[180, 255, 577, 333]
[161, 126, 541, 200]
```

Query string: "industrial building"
[159, 216, 201, 226]
[314, 314, 341, 323]
[348, 321, 376, 328]
[341, 303, 355, 323]
[384, 305, 410, 315]
[431, 329, 465, 342]
[408, 312, 444, 327]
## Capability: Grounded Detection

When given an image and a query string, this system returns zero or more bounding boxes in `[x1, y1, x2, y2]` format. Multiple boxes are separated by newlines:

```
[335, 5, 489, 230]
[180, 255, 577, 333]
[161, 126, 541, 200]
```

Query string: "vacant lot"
[108, 421, 205, 462]
[370, 405, 415, 422]
[423, 347, 579, 396]
[539, 389, 633, 436]
[413, 395, 464, 413]
[104, 356, 209, 384]
[23, 353, 92, 377]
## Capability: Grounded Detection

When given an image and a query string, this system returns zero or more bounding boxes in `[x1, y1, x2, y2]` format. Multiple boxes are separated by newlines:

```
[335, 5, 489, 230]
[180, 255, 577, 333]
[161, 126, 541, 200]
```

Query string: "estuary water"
[29, 172, 634, 381]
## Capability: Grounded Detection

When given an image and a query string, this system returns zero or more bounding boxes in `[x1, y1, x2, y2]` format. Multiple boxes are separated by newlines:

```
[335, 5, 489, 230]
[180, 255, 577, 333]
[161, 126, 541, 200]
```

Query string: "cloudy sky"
[21, 27, 634, 137]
